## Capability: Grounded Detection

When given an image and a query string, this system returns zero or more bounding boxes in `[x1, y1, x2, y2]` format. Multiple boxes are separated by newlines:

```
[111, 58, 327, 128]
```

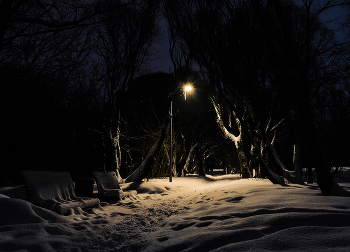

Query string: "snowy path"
[1, 177, 350, 251]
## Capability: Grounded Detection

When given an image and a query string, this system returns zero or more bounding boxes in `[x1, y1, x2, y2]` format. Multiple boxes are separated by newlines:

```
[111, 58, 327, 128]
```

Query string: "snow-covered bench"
[92, 171, 125, 200]
[21, 170, 100, 215]
[92, 171, 137, 200]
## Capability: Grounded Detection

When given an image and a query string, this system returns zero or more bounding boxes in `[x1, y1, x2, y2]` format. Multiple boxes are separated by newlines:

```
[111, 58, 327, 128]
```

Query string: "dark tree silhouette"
[164, 0, 350, 195]
[0, 0, 138, 49]
[91, 0, 161, 181]
[252, 0, 350, 195]
[122, 72, 175, 179]
[0, 3, 100, 184]
[0, 0, 141, 185]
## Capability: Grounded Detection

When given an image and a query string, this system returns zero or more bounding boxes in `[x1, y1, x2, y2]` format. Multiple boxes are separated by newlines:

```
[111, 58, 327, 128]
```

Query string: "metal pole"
[170, 100, 173, 182]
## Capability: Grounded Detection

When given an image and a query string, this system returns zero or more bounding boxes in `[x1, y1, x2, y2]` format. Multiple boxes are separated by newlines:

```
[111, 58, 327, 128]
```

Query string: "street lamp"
[169, 84, 193, 182]
[184, 85, 192, 100]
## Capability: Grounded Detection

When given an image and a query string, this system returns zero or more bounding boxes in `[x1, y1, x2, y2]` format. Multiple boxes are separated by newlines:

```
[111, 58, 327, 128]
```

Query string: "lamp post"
[170, 100, 173, 182]
[169, 84, 192, 182]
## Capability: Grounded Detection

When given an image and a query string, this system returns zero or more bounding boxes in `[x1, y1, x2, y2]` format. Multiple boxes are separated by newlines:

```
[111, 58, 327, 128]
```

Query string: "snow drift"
[1, 176, 350, 251]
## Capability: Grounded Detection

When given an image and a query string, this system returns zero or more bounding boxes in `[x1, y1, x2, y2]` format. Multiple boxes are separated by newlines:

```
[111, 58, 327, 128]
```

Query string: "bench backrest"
[92, 171, 120, 194]
[20, 170, 77, 202]
[20, 170, 100, 214]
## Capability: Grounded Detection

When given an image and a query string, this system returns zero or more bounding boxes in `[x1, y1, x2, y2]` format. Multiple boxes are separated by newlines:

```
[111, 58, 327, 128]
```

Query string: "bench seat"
[21, 170, 100, 215]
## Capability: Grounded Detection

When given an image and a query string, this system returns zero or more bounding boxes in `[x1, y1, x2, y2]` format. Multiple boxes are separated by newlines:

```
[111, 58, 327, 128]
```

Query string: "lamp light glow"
[184, 85, 192, 101]
[185, 85, 192, 92]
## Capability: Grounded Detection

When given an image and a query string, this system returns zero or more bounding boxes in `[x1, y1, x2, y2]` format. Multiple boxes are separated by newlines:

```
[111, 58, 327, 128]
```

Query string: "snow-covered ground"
[1, 175, 350, 251]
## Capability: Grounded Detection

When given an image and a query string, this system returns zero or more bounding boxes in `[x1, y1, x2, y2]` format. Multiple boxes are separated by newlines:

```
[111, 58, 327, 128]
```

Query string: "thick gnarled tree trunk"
[211, 98, 284, 184]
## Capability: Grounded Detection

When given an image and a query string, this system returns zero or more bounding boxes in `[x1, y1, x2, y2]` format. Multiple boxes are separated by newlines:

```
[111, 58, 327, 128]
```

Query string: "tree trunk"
[125, 114, 170, 183]
[171, 152, 177, 177]
[112, 123, 123, 182]
[211, 98, 284, 184]
[307, 167, 313, 184]
[293, 143, 302, 182]
[235, 139, 250, 178]
[194, 144, 205, 176]
[103, 124, 117, 172]
[183, 142, 198, 176]
[298, 85, 333, 193]
[211, 100, 251, 178]
[103, 100, 122, 182]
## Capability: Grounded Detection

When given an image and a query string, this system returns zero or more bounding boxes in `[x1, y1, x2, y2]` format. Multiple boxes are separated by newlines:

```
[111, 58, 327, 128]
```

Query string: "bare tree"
[0, 0, 141, 49]
[164, 0, 350, 195]
[164, 0, 286, 183]
[92, 0, 161, 181]
[252, 0, 350, 195]
[0, 0, 126, 184]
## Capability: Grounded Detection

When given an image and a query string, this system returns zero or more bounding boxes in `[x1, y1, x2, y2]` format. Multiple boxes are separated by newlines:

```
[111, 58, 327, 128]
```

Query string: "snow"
[1, 175, 350, 251]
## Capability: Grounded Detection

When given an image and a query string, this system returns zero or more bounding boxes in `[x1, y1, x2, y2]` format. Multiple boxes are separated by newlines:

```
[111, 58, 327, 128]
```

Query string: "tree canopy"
[1, 0, 350, 196]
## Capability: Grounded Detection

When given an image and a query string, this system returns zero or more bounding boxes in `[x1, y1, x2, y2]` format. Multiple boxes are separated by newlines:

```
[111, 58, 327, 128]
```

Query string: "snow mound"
[122, 181, 170, 194]
[0, 198, 68, 225]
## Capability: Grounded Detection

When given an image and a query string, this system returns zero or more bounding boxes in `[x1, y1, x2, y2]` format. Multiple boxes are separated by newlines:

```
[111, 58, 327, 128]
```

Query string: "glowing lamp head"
[183, 84, 192, 100]
[184, 85, 192, 92]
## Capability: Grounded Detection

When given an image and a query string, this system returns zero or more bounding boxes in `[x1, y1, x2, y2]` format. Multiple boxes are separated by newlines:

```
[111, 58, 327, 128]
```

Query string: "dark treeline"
[164, 0, 350, 195]
[0, 0, 164, 184]
[1, 0, 350, 196]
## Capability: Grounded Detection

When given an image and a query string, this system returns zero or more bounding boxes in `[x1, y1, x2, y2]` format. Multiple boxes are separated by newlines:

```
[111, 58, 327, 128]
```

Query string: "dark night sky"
[151, 0, 348, 73]
[150, 17, 173, 73]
